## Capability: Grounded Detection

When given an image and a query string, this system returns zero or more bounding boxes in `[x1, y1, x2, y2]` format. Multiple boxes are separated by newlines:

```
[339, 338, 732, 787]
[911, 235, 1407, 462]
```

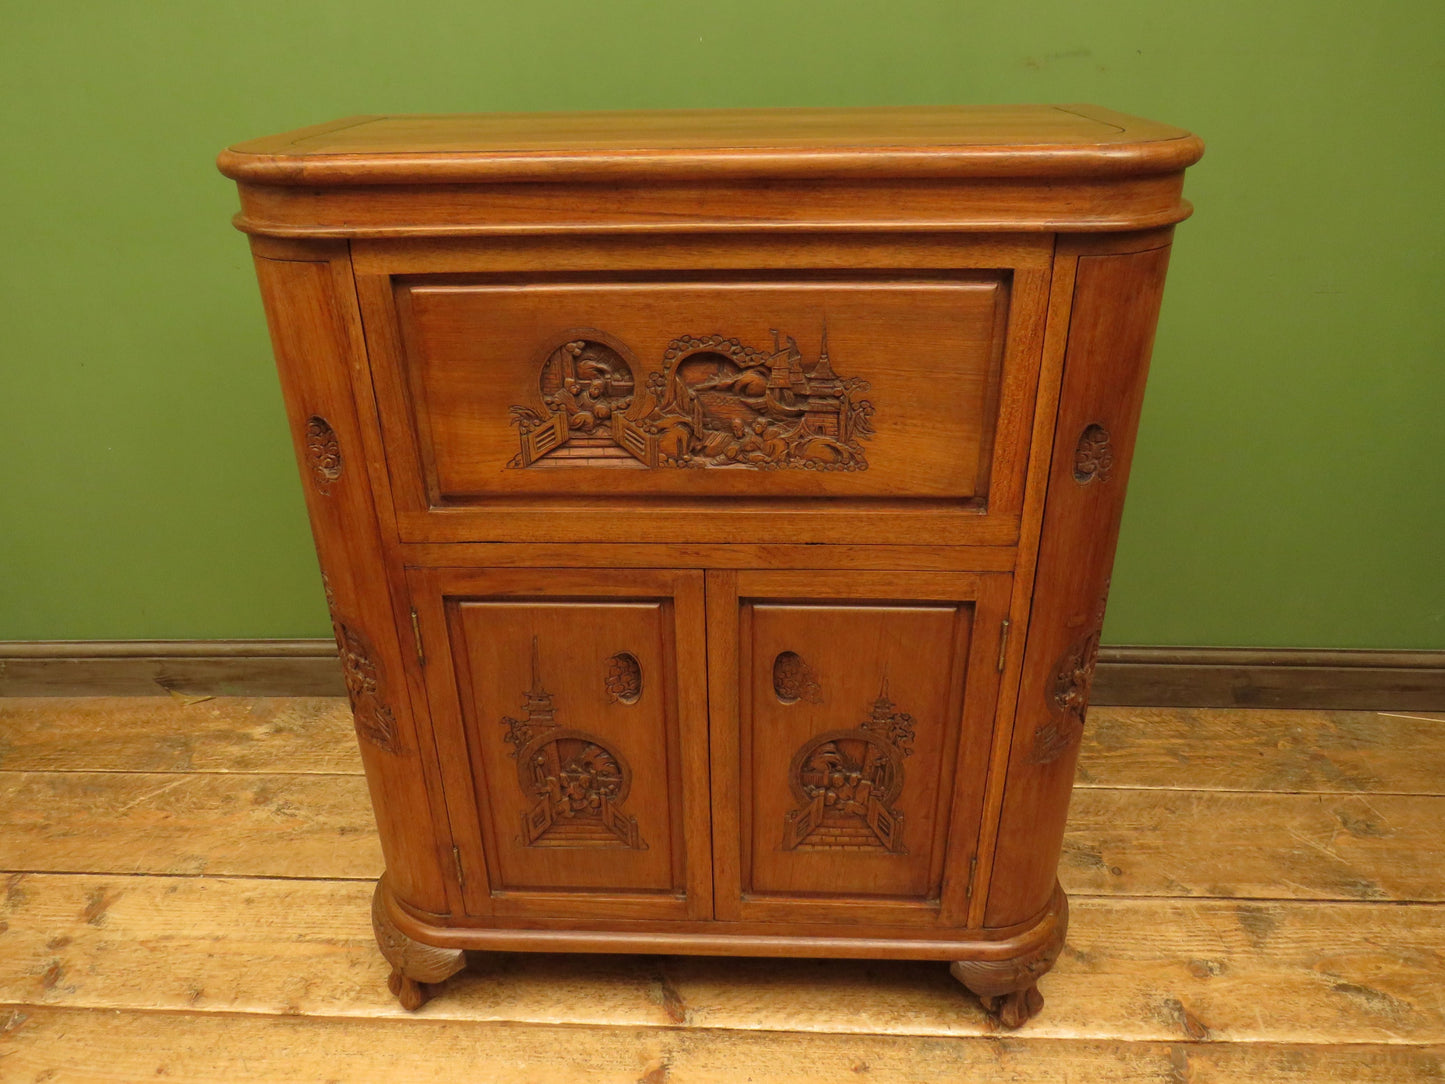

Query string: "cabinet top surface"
[218, 104, 1202, 186]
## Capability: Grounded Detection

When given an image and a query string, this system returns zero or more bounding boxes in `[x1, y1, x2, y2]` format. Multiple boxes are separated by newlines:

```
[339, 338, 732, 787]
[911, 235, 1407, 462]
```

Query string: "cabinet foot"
[371, 881, 466, 1011]
[386, 968, 434, 1011]
[975, 984, 1045, 1029]
[950, 889, 1068, 1029]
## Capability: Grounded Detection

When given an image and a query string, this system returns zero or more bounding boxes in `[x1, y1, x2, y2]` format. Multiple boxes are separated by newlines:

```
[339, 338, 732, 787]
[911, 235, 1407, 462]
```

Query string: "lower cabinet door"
[409, 567, 711, 922]
[708, 570, 1012, 927]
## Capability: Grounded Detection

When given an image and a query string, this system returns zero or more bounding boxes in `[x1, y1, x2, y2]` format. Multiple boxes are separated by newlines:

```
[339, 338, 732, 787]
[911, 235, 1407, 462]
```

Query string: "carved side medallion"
[338, 623, 401, 754]
[1072, 423, 1114, 485]
[781, 681, 915, 853]
[501, 639, 646, 850]
[1030, 583, 1109, 764]
[304, 416, 343, 494]
[510, 326, 874, 471]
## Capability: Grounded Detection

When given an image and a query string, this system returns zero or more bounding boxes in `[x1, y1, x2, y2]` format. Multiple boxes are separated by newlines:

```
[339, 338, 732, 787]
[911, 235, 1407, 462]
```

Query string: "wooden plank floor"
[0, 698, 1441, 1082]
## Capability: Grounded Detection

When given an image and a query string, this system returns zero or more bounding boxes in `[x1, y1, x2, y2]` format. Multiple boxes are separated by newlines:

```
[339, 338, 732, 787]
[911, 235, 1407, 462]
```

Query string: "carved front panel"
[385, 274, 1009, 507]
[509, 329, 875, 471]
[500, 638, 647, 850]
[742, 600, 974, 902]
[447, 595, 684, 895]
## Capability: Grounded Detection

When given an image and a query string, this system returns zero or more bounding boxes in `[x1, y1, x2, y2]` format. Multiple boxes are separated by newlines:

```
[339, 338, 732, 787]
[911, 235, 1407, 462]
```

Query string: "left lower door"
[408, 567, 711, 923]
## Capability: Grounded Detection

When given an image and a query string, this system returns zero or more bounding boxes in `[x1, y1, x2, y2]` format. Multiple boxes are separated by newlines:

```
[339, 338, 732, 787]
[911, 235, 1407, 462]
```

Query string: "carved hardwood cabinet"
[219, 106, 1202, 1027]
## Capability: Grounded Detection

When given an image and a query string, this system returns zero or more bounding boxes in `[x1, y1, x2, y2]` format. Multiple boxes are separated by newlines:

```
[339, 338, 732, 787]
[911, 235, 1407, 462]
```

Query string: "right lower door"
[707, 569, 1012, 928]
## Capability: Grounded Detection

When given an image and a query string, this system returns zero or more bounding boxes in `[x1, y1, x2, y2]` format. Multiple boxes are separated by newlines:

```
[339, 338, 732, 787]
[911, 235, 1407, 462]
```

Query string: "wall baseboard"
[1, 640, 1442, 711]
[0, 640, 345, 698]
[1089, 646, 1445, 710]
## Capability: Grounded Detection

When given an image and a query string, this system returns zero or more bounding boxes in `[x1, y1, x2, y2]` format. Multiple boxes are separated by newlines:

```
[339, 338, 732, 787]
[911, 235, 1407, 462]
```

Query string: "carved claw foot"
[977, 984, 1046, 1029]
[387, 968, 436, 1011]
[950, 890, 1068, 1030]
[372, 881, 466, 1011]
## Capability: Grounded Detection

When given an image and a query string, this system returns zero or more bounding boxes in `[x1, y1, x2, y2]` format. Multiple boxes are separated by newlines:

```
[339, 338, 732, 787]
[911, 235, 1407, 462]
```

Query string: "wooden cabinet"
[220, 105, 1202, 1026]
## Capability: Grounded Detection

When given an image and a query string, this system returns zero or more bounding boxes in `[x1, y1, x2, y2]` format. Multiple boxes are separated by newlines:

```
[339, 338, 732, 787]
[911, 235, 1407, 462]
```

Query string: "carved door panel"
[409, 568, 711, 923]
[708, 570, 1011, 928]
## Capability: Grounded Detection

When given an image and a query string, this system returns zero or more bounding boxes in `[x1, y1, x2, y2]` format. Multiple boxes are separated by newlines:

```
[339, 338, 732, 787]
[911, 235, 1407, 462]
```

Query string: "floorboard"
[0, 698, 1440, 1080]
[4, 768, 1437, 901]
[1, 873, 1441, 1043]
[0, 697, 356, 774]
[1080, 707, 1445, 794]
[2, 1006, 1441, 1084]
[0, 771, 381, 878]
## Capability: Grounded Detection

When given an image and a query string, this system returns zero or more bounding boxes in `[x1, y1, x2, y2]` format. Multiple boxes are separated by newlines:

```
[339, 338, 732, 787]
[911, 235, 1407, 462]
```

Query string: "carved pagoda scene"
[510, 327, 874, 470]
[508, 338, 640, 468]
[782, 680, 916, 852]
[500, 639, 646, 849]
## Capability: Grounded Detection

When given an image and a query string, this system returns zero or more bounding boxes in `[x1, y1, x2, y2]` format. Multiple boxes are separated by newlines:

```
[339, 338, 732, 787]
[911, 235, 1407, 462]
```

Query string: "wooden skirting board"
[0, 639, 1442, 708]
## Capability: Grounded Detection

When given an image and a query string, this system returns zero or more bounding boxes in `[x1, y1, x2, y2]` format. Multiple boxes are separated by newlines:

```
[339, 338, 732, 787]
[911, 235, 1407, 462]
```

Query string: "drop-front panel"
[350, 233, 1052, 546]
[221, 105, 1202, 1026]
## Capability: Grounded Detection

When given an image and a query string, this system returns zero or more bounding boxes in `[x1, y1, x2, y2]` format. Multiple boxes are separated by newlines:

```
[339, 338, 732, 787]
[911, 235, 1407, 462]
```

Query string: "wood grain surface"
[217, 105, 1203, 185]
[1, 873, 1440, 1042]
[1, 698, 1441, 1078]
[5, 1007, 1438, 1084]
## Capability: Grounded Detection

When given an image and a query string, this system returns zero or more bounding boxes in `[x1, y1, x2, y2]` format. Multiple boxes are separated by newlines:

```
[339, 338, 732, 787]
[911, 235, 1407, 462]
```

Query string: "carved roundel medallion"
[787, 729, 906, 810]
[781, 682, 915, 854]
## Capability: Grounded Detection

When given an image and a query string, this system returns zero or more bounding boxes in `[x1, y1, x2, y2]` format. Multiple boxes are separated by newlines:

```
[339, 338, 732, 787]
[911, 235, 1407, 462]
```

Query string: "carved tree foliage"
[510, 328, 874, 471]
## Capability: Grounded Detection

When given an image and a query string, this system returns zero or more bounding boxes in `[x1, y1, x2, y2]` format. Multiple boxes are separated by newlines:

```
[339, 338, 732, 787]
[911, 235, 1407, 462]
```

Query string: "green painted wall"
[2, 1, 1441, 647]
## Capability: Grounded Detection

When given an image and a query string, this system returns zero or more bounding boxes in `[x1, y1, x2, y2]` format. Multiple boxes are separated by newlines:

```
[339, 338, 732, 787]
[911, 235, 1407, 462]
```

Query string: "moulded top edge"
[217, 104, 1204, 186]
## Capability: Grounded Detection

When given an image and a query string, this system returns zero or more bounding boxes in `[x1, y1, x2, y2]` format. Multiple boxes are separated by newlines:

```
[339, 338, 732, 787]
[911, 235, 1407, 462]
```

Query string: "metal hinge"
[966, 855, 978, 899]
[410, 608, 425, 665]
[452, 845, 465, 889]
[996, 619, 1011, 672]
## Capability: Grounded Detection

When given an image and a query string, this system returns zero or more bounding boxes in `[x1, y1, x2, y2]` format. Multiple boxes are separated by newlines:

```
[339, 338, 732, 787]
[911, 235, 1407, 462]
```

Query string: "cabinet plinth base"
[371, 882, 466, 1011]
[949, 890, 1068, 1029]
[373, 877, 1068, 1024]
